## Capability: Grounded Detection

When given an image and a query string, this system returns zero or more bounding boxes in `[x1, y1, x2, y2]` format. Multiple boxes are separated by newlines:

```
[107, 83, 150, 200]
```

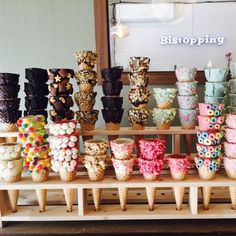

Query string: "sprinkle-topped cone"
[202, 186, 212, 210]
[92, 188, 102, 212]
[229, 186, 236, 210]
[63, 188, 75, 212]
[146, 187, 156, 211]
[8, 190, 19, 213]
[36, 189, 47, 212]
[118, 187, 128, 211]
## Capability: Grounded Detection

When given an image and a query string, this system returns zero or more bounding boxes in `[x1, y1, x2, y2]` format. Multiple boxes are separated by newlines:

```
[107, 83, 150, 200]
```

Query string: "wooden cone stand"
[36, 189, 47, 212]
[146, 187, 156, 211]
[8, 190, 19, 213]
[92, 188, 102, 211]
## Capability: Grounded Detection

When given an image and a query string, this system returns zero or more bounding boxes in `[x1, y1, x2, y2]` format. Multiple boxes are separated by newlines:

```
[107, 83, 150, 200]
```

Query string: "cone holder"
[1, 127, 236, 228]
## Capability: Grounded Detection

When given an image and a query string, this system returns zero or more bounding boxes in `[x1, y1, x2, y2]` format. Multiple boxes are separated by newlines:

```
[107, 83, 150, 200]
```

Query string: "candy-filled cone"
[8, 190, 19, 213]
[92, 188, 102, 211]
[156, 121, 171, 130]
[202, 186, 212, 210]
[5, 137, 17, 143]
[118, 187, 128, 211]
[173, 187, 185, 211]
[229, 186, 236, 210]
[198, 166, 216, 180]
[59, 170, 77, 182]
[36, 189, 47, 212]
[87, 167, 105, 182]
[32, 169, 49, 183]
[63, 188, 75, 212]
[146, 187, 156, 211]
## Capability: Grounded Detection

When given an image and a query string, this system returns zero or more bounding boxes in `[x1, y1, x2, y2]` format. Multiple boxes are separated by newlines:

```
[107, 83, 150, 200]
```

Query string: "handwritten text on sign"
[160, 35, 225, 46]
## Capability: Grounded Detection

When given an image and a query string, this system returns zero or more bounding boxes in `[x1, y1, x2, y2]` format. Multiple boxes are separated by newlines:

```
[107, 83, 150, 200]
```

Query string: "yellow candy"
[206, 152, 211, 158]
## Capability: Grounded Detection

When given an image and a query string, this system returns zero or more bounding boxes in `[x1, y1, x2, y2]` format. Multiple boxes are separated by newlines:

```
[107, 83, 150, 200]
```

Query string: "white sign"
[160, 35, 225, 46]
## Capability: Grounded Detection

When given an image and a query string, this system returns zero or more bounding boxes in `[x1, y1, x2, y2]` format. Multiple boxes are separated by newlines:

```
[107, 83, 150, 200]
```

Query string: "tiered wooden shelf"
[0, 126, 234, 228]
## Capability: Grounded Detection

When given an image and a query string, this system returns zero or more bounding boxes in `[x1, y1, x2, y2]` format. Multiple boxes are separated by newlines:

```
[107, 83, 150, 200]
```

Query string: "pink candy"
[138, 157, 164, 175]
[225, 128, 236, 143]
[167, 154, 191, 174]
[226, 114, 236, 129]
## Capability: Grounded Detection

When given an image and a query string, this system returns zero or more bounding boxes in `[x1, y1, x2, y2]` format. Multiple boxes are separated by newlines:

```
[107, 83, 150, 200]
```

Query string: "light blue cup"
[204, 95, 227, 105]
[229, 79, 236, 93]
[230, 62, 236, 78]
[205, 82, 228, 97]
[204, 68, 228, 82]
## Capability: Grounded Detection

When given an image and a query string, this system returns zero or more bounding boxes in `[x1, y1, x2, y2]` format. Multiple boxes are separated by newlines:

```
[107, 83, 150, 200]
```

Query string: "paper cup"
[204, 68, 228, 82]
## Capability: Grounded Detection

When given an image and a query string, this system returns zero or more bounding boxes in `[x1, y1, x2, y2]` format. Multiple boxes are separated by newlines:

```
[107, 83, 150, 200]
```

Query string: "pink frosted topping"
[226, 114, 236, 129]
[167, 154, 191, 174]
[139, 138, 166, 160]
[225, 128, 236, 143]
[138, 155, 164, 175]
[110, 138, 134, 159]
[224, 157, 236, 172]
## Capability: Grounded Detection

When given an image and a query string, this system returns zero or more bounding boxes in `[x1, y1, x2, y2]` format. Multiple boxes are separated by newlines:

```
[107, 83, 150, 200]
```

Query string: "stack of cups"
[101, 66, 124, 130]
[128, 57, 151, 130]
[204, 67, 228, 105]
[83, 139, 108, 211]
[224, 114, 236, 209]
[0, 73, 21, 132]
[167, 154, 191, 211]
[138, 138, 166, 211]
[229, 63, 236, 114]
[24, 68, 49, 119]
[152, 88, 177, 129]
[49, 120, 79, 212]
[17, 115, 50, 212]
[195, 103, 225, 210]
[175, 67, 198, 129]
[74, 50, 99, 131]
[110, 138, 136, 211]
[48, 69, 75, 122]
[0, 143, 23, 212]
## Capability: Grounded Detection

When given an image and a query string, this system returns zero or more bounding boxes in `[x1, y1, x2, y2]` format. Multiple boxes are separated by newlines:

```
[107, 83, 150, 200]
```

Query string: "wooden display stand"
[0, 127, 235, 228]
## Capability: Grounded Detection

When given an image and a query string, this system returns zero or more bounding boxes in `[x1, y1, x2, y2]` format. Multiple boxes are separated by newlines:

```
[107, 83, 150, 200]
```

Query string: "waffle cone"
[32, 169, 49, 183]
[115, 169, 132, 181]
[143, 173, 157, 181]
[59, 170, 77, 182]
[229, 186, 236, 210]
[202, 186, 212, 210]
[92, 188, 102, 211]
[80, 123, 95, 131]
[156, 122, 171, 130]
[5, 137, 17, 143]
[157, 100, 172, 109]
[118, 187, 128, 211]
[0, 123, 18, 132]
[106, 122, 120, 130]
[36, 189, 47, 212]
[131, 123, 145, 130]
[78, 83, 94, 92]
[8, 190, 19, 213]
[79, 103, 94, 112]
[5, 173, 22, 183]
[87, 167, 104, 182]
[63, 188, 75, 212]
[171, 171, 187, 181]
[146, 187, 156, 211]
[198, 166, 216, 180]
[133, 104, 148, 109]
[173, 186, 185, 211]
[181, 124, 196, 130]
[225, 169, 236, 180]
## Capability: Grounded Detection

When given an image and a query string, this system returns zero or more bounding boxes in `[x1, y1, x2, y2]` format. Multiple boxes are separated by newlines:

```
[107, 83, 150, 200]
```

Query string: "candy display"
[167, 154, 191, 210]
[152, 108, 176, 129]
[175, 67, 197, 82]
[196, 143, 222, 158]
[0, 73, 21, 132]
[24, 68, 48, 120]
[74, 50, 98, 131]
[152, 88, 177, 109]
[128, 57, 150, 130]
[101, 66, 124, 130]
[17, 115, 46, 132]
[197, 130, 224, 146]
[48, 69, 75, 122]
[197, 115, 225, 131]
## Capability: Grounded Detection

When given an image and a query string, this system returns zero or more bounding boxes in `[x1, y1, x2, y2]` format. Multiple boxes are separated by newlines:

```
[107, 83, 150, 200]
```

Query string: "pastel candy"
[226, 114, 236, 129]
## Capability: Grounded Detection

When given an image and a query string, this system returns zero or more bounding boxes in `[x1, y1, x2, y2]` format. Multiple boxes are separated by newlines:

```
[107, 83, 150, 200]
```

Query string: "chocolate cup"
[0, 85, 20, 99]
[101, 66, 123, 81]
[48, 68, 75, 81]
[25, 68, 48, 84]
[0, 109, 22, 123]
[49, 96, 74, 110]
[24, 110, 48, 120]
[101, 96, 123, 109]
[0, 98, 20, 110]
[24, 83, 48, 96]
[0, 73, 19, 85]
[102, 109, 124, 123]
[48, 81, 73, 96]
[49, 109, 74, 122]
[102, 81, 123, 96]
[25, 96, 48, 110]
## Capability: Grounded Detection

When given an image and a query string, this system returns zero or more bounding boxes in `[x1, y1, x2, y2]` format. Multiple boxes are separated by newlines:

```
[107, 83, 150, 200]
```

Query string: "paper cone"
[92, 188, 102, 211]
[173, 186, 185, 211]
[118, 187, 128, 211]
[146, 187, 156, 211]
[36, 189, 47, 212]
[8, 189, 19, 213]
[63, 188, 75, 212]
[202, 186, 211, 210]
[5, 137, 17, 143]
[229, 186, 236, 210]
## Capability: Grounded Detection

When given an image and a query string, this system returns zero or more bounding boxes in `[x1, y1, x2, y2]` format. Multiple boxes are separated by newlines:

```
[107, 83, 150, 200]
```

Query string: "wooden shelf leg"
[172, 134, 180, 154]
[78, 187, 86, 216]
[189, 187, 198, 215]
[183, 134, 194, 155]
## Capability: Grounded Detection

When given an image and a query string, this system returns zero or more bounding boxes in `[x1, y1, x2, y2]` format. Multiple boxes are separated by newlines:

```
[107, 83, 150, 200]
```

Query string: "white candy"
[65, 149, 72, 156]
[67, 166, 74, 172]
[59, 156, 65, 161]
[51, 166, 59, 173]
[65, 156, 71, 162]
[70, 136, 77, 142]
[69, 122, 76, 129]
[0, 148, 5, 154]
[63, 137, 69, 143]
[67, 128, 73, 134]
[68, 141, 75, 148]
[70, 160, 77, 167]
[72, 148, 78, 154]
[63, 162, 69, 168]
[62, 123, 68, 130]
[59, 129, 66, 135]
[72, 154, 78, 160]
[61, 143, 67, 149]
